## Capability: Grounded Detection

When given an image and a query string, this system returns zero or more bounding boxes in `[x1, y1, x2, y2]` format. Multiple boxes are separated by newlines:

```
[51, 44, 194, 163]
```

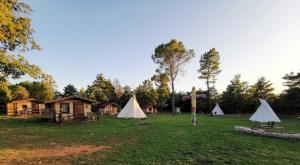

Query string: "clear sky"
[22, 0, 300, 93]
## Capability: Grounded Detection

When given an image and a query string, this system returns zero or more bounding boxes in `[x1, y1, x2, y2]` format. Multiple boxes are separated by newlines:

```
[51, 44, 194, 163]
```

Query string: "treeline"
[0, 1, 299, 115]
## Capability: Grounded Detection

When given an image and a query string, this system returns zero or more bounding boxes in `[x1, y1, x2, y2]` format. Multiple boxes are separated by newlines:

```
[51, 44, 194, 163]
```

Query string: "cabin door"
[74, 103, 84, 116]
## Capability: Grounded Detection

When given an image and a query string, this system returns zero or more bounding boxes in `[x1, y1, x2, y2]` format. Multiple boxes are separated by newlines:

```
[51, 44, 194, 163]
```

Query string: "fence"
[41, 109, 99, 124]
[7, 107, 41, 116]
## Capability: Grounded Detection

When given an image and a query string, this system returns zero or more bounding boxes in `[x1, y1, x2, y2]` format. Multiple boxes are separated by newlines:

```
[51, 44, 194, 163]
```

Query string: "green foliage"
[119, 85, 132, 107]
[282, 72, 300, 88]
[9, 75, 56, 102]
[135, 80, 158, 107]
[0, 0, 42, 82]
[12, 85, 29, 100]
[0, 0, 41, 51]
[250, 76, 275, 100]
[152, 39, 195, 113]
[63, 84, 78, 97]
[0, 0, 44, 104]
[78, 88, 86, 98]
[277, 71, 300, 114]
[277, 88, 300, 114]
[85, 73, 117, 103]
[151, 73, 170, 111]
[198, 48, 221, 111]
[0, 81, 11, 103]
[220, 74, 250, 114]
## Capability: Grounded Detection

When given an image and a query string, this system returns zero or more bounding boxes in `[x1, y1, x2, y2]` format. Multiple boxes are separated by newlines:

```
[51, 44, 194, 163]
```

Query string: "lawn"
[0, 114, 299, 164]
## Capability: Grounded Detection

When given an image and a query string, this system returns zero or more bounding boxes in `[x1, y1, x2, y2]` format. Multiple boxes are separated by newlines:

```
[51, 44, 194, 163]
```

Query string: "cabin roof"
[97, 103, 120, 108]
[45, 96, 95, 104]
[8, 98, 37, 103]
[141, 103, 156, 108]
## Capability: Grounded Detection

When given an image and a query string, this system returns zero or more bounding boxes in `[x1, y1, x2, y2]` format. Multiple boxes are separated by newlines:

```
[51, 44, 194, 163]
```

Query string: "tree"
[113, 79, 123, 99]
[135, 80, 158, 107]
[0, 81, 11, 104]
[8, 74, 55, 102]
[78, 88, 86, 98]
[220, 74, 249, 114]
[250, 77, 275, 100]
[85, 74, 117, 103]
[54, 90, 63, 99]
[277, 71, 300, 114]
[12, 86, 29, 100]
[0, 0, 42, 91]
[119, 85, 132, 107]
[63, 84, 78, 97]
[40, 75, 56, 101]
[151, 73, 170, 111]
[283, 72, 300, 88]
[198, 48, 221, 112]
[152, 39, 195, 114]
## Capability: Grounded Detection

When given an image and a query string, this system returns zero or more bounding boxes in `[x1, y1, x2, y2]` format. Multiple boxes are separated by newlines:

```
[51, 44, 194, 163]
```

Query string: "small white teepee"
[117, 96, 147, 119]
[249, 99, 280, 123]
[212, 103, 224, 116]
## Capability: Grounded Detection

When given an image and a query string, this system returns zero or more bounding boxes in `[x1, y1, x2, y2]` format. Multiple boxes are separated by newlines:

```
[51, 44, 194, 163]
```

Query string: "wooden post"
[191, 86, 197, 126]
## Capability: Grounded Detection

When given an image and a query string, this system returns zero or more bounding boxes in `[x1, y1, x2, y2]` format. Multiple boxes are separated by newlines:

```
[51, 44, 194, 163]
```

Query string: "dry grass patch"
[0, 145, 112, 164]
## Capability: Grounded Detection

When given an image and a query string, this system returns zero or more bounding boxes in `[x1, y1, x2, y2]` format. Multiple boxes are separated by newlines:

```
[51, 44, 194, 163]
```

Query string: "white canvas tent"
[249, 99, 280, 122]
[117, 96, 147, 119]
[212, 103, 224, 115]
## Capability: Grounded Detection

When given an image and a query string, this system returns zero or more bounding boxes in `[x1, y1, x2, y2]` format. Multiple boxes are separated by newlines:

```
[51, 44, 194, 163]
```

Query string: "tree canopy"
[0, 0, 42, 82]
[85, 73, 117, 104]
[198, 48, 221, 112]
[220, 74, 249, 114]
[135, 80, 158, 107]
[250, 76, 275, 100]
[0, 0, 43, 103]
[63, 84, 78, 97]
[152, 39, 195, 114]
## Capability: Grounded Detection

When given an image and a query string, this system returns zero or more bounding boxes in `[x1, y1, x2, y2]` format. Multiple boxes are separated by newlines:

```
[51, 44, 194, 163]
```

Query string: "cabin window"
[60, 103, 70, 113]
[22, 105, 28, 111]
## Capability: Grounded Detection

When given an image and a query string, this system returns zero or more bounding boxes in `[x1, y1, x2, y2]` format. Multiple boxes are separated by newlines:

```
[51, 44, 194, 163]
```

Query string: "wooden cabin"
[42, 96, 95, 122]
[142, 104, 157, 114]
[97, 103, 120, 115]
[7, 98, 45, 116]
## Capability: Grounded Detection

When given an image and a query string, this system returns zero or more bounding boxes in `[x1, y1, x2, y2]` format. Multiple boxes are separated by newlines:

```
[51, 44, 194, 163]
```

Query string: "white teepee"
[117, 96, 147, 119]
[212, 103, 224, 115]
[249, 99, 280, 122]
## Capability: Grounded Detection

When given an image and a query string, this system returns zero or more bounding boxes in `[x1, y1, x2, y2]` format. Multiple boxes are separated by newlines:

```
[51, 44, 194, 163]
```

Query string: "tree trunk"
[171, 81, 176, 115]
[206, 78, 212, 113]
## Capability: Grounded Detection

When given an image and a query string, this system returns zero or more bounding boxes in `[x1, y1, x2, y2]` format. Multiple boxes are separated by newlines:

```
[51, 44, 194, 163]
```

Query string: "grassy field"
[0, 114, 299, 164]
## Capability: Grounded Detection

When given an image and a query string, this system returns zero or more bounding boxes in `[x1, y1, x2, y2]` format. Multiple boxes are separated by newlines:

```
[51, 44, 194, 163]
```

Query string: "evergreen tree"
[135, 80, 158, 107]
[63, 84, 78, 97]
[250, 76, 275, 100]
[151, 73, 170, 112]
[278, 71, 300, 114]
[119, 85, 132, 107]
[85, 74, 117, 103]
[198, 48, 221, 112]
[220, 74, 249, 114]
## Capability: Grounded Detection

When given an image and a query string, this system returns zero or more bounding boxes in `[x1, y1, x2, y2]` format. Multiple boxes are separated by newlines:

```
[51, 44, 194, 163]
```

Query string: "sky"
[21, 0, 300, 93]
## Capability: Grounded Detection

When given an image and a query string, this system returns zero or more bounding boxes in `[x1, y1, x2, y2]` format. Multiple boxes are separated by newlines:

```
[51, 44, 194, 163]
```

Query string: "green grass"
[0, 114, 299, 164]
